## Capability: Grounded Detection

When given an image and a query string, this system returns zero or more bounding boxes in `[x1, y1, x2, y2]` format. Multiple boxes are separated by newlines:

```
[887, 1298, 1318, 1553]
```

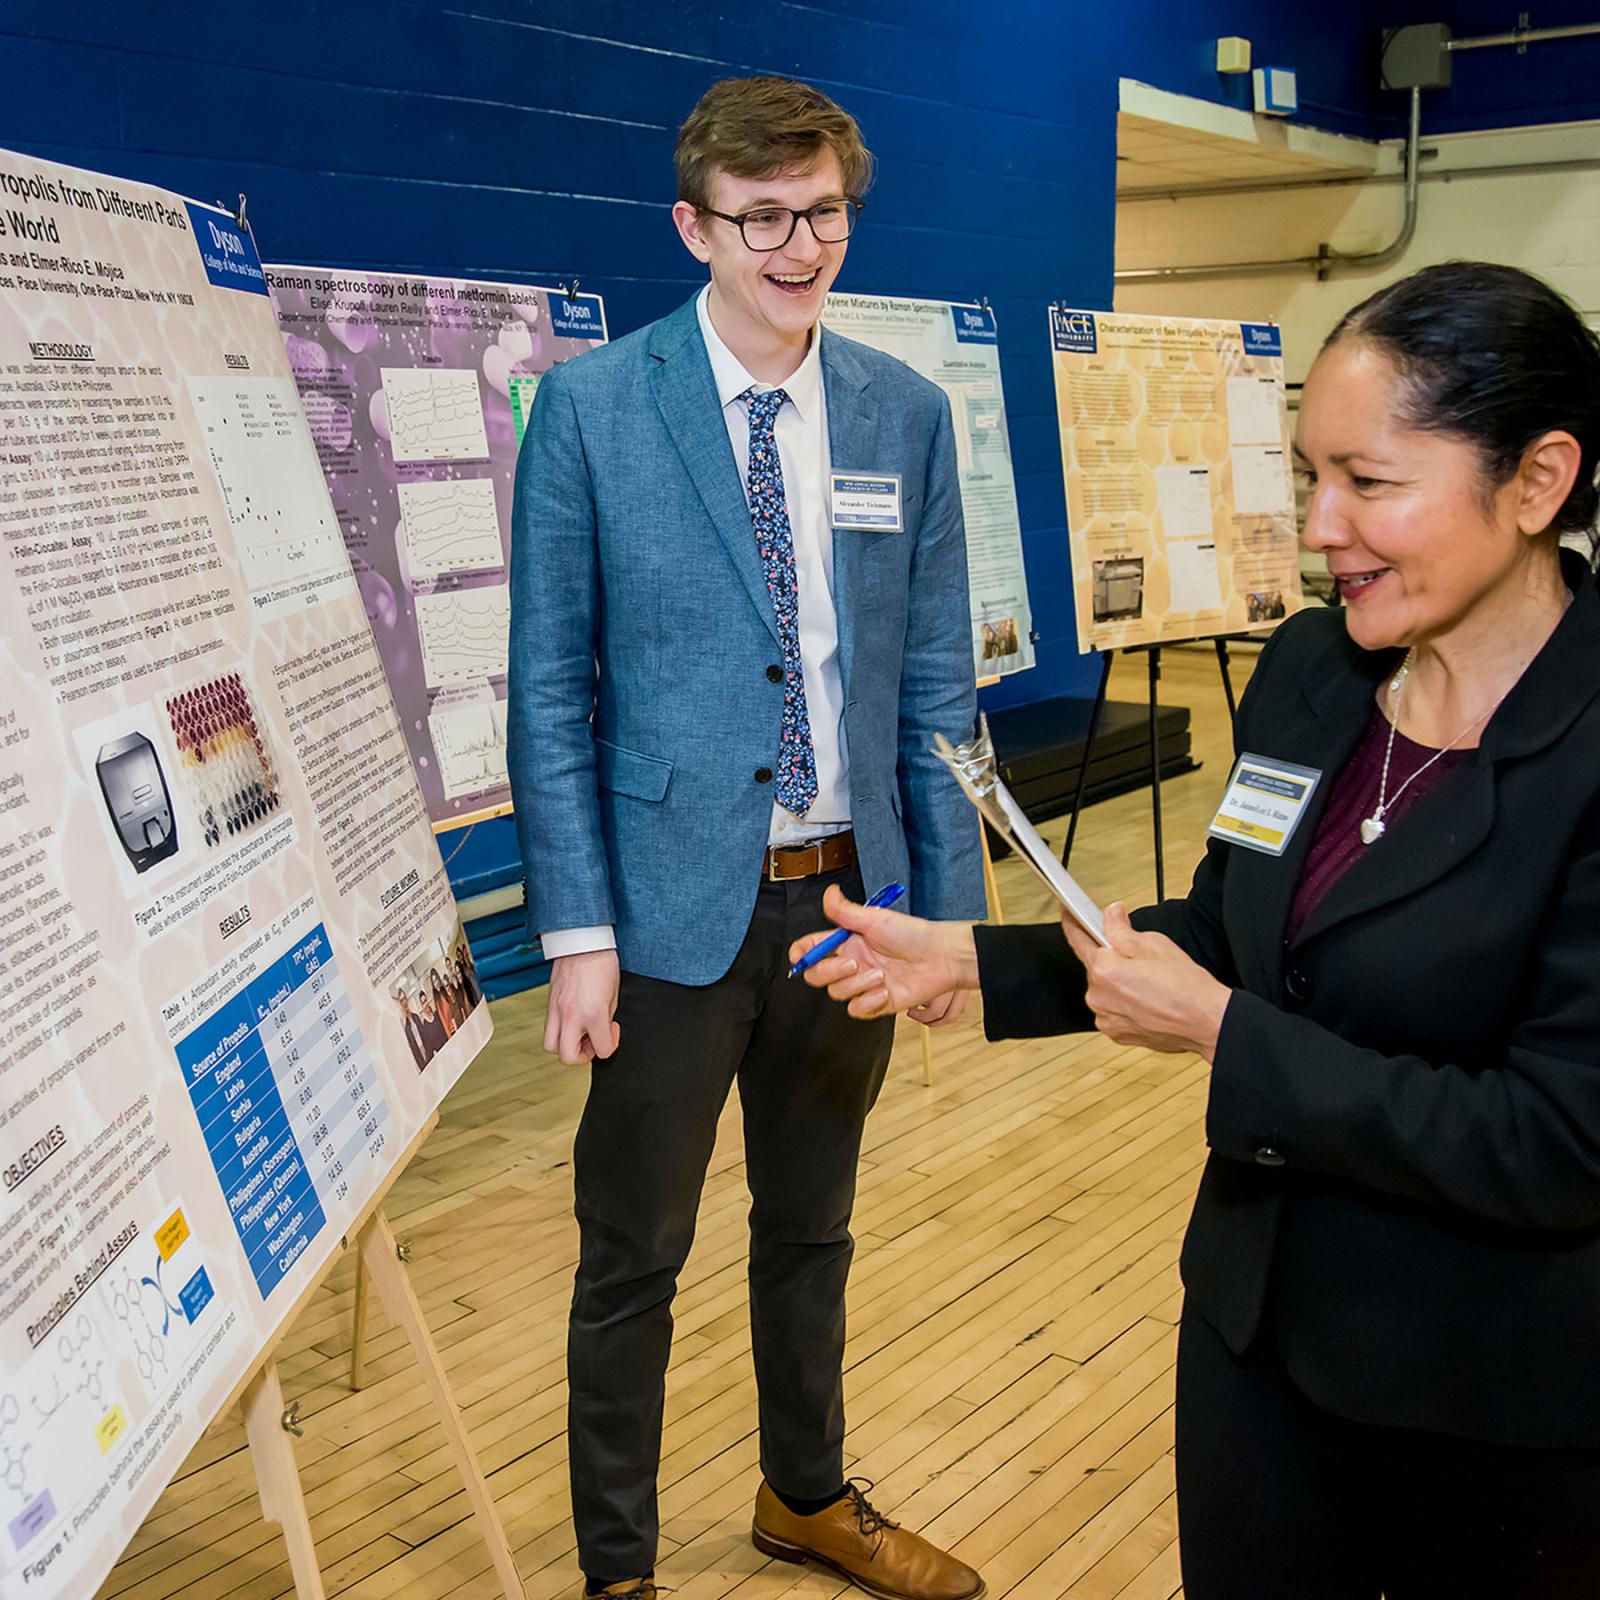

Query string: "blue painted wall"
[3, 2, 1593, 965]
[0, 0, 1393, 725]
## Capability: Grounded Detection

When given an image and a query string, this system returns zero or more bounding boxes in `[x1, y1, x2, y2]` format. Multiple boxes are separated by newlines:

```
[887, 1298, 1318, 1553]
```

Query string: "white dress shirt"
[540, 288, 850, 961]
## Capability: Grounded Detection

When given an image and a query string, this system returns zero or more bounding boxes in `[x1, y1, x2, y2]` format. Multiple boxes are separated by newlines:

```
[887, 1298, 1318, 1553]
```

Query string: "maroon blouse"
[1283, 704, 1471, 946]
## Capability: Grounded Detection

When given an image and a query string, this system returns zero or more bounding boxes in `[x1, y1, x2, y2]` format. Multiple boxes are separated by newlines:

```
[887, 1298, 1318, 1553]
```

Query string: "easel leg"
[1214, 637, 1238, 722]
[1063, 649, 1113, 869]
[1148, 647, 1165, 902]
[358, 1209, 527, 1600]
[349, 1257, 370, 1391]
[980, 817, 1004, 925]
[241, 1361, 327, 1600]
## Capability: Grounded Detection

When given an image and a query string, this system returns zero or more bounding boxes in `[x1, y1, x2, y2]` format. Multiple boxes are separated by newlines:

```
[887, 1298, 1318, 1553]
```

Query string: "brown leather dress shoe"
[752, 1479, 985, 1600]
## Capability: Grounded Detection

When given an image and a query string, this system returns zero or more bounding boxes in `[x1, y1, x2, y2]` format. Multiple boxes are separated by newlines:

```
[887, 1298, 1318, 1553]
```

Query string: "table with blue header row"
[174, 920, 389, 1298]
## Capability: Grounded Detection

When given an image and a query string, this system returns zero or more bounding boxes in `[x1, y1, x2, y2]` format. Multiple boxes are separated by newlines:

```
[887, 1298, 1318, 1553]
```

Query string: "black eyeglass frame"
[700, 198, 865, 252]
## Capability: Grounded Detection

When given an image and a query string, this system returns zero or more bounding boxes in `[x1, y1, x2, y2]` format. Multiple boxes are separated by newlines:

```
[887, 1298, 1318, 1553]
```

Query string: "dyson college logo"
[1051, 307, 1098, 353]
[1240, 322, 1283, 357]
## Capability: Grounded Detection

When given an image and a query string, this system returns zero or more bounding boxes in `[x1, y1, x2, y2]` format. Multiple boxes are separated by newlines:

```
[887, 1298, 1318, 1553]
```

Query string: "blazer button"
[766, 664, 784, 683]
[1254, 1147, 1287, 1168]
[1284, 967, 1312, 1003]
[754, 767, 773, 784]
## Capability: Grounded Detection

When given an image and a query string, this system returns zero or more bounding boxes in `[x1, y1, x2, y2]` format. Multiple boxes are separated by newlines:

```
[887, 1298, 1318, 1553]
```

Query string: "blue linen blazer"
[506, 294, 985, 986]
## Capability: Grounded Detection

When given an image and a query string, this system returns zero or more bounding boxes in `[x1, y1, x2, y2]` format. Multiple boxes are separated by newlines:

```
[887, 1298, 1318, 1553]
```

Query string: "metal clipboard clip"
[934, 716, 1000, 803]
[933, 716, 1109, 945]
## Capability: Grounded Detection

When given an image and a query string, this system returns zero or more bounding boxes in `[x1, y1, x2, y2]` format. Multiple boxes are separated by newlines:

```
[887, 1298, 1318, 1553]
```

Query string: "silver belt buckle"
[768, 839, 825, 882]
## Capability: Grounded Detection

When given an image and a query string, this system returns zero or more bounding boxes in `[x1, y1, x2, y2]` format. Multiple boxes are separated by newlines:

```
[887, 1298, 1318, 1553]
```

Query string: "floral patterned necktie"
[741, 386, 817, 817]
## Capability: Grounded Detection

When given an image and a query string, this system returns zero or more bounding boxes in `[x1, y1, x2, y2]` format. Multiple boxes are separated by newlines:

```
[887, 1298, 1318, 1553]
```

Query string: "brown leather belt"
[763, 830, 857, 883]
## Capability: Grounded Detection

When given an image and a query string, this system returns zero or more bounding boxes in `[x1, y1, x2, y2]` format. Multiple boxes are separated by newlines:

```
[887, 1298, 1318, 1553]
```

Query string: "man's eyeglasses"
[701, 198, 864, 252]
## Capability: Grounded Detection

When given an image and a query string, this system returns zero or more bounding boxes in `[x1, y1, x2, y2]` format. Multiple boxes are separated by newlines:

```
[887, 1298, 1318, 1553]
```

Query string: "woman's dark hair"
[1326, 262, 1600, 550]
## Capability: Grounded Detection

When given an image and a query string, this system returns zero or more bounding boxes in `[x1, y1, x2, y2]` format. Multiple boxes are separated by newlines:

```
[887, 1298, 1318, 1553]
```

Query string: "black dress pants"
[566, 865, 894, 1580]
[1176, 1304, 1600, 1599]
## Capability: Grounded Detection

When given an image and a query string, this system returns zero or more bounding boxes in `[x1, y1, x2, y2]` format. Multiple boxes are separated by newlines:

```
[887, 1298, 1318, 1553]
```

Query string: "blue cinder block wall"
[11, 0, 1583, 988]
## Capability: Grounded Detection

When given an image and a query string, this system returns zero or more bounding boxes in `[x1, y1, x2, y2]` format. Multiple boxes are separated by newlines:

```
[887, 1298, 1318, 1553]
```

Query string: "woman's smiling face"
[1295, 338, 1540, 655]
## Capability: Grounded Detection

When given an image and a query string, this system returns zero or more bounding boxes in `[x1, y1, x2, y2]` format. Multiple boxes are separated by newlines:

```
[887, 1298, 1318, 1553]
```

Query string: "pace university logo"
[1050, 306, 1098, 353]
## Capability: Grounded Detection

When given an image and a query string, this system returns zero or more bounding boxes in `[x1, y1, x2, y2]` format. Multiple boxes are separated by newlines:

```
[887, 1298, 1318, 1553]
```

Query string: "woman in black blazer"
[792, 263, 1600, 1599]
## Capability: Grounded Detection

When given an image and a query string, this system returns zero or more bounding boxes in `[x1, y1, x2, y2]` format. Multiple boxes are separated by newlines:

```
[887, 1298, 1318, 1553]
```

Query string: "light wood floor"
[99, 642, 1255, 1600]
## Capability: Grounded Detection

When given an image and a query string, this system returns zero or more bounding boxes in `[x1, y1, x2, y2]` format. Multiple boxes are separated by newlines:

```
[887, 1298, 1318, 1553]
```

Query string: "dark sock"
[584, 1575, 652, 1596]
[773, 1483, 850, 1517]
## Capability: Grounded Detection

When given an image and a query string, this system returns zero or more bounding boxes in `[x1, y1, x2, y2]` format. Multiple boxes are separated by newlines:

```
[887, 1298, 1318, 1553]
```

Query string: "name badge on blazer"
[1209, 753, 1322, 856]
[830, 471, 903, 532]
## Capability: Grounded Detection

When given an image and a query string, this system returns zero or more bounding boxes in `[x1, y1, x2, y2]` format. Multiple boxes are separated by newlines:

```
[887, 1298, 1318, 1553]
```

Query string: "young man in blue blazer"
[507, 75, 986, 1600]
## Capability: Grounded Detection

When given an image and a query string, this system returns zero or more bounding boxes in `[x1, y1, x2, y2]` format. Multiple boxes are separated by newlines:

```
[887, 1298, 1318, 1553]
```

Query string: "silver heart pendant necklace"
[1362, 649, 1496, 846]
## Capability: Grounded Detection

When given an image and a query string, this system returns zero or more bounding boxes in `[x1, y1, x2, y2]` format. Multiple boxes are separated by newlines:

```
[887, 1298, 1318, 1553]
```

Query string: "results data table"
[171, 898, 391, 1297]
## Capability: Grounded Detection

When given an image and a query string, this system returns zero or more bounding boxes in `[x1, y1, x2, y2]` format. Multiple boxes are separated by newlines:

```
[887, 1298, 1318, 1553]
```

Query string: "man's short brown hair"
[675, 76, 875, 211]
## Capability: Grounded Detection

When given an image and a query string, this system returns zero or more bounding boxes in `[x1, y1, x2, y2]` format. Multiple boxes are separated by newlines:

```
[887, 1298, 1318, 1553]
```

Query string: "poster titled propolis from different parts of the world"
[267, 266, 609, 829]
[0, 149, 491, 1600]
[823, 293, 1034, 679]
[1049, 307, 1304, 653]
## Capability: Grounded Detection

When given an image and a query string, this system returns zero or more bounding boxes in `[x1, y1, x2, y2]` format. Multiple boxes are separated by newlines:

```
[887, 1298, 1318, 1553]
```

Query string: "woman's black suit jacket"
[976, 552, 1600, 1449]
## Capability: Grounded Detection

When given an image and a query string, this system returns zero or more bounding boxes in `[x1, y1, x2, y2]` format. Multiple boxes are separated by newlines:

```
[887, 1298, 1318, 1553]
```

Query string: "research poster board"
[267, 266, 609, 829]
[0, 149, 492, 1600]
[823, 293, 1034, 678]
[1049, 307, 1304, 652]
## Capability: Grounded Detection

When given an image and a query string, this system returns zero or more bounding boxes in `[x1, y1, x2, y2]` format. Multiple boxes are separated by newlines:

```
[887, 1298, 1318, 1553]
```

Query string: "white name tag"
[830, 471, 903, 532]
[1208, 753, 1322, 856]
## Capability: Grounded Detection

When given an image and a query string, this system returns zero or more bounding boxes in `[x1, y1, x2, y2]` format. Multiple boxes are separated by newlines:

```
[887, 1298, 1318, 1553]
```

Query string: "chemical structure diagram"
[31, 1373, 65, 1425]
[58, 1313, 109, 1411]
[109, 1253, 180, 1389]
[0, 1391, 30, 1500]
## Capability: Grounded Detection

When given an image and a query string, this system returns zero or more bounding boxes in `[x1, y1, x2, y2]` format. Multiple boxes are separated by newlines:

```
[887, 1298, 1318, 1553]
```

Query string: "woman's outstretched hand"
[1060, 903, 1231, 1060]
[788, 884, 979, 1021]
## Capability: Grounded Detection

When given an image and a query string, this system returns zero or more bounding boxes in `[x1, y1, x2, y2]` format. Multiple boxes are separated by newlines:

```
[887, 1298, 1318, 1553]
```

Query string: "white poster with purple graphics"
[266, 267, 608, 828]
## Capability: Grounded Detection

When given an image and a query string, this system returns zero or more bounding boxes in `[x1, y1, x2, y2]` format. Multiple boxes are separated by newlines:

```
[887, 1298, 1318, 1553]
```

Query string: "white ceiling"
[1117, 80, 1387, 195]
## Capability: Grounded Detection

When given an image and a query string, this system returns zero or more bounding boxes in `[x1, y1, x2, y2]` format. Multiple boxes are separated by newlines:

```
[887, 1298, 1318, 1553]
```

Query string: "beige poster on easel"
[1049, 308, 1305, 653]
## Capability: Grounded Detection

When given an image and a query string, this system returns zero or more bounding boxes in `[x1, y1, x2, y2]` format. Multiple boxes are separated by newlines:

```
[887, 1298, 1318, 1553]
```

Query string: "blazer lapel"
[1288, 758, 1495, 950]
[1225, 631, 1375, 991]
[648, 298, 779, 644]
[1284, 552, 1600, 951]
[820, 328, 878, 698]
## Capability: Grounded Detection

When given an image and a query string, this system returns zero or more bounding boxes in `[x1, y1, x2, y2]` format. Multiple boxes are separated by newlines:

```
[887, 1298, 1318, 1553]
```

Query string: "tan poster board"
[1049, 308, 1304, 652]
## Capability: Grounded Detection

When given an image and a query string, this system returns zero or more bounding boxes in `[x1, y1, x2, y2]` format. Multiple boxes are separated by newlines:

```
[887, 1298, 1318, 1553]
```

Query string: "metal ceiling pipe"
[1114, 87, 1422, 284]
[1449, 20, 1600, 51]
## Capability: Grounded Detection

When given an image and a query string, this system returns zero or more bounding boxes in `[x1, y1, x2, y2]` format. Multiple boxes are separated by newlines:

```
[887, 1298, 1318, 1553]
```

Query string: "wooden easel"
[224, 1115, 526, 1600]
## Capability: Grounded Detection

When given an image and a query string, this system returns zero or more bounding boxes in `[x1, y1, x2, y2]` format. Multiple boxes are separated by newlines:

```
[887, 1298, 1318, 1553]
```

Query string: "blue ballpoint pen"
[788, 881, 906, 978]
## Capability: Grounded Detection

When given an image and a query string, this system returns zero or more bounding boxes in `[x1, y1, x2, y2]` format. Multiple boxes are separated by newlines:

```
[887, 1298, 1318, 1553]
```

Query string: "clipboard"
[934, 717, 1110, 947]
